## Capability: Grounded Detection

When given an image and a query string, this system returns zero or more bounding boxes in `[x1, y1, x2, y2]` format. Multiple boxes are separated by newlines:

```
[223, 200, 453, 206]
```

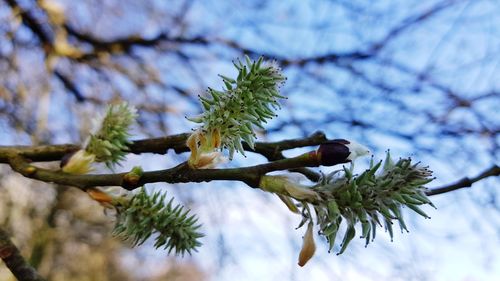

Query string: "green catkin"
[85, 102, 137, 167]
[187, 56, 286, 159]
[299, 153, 435, 255]
[113, 188, 203, 256]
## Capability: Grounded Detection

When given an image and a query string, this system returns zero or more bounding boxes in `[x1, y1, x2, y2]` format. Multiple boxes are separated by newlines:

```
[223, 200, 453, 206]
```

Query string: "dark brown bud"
[60, 150, 77, 168]
[317, 139, 351, 166]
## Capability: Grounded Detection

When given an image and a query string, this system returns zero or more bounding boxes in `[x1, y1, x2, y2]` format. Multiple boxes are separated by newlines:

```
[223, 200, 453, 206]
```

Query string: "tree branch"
[426, 165, 500, 196]
[5, 149, 320, 190]
[57, 0, 458, 67]
[1, 131, 497, 196]
[0, 227, 46, 281]
[0, 132, 327, 189]
[0, 131, 328, 162]
[54, 69, 86, 102]
[4, 0, 53, 47]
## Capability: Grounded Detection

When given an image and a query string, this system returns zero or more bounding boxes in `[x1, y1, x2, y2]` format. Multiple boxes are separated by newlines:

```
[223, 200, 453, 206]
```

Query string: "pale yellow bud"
[195, 152, 226, 169]
[61, 149, 95, 174]
[259, 175, 319, 201]
[210, 128, 221, 148]
[187, 129, 225, 169]
[187, 131, 200, 166]
[284, 182, 319, 201]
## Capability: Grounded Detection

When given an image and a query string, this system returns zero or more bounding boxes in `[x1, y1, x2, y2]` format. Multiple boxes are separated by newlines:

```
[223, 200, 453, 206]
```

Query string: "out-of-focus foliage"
[0, 167, 206, 280]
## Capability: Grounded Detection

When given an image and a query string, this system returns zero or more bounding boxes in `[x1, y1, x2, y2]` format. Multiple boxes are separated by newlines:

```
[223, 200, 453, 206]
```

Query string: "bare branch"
[0, 131, 328, 162]
[1, 132, 496, 195]
[54, 69, 86, 102]
[5, 149, 321, 190]
[4, 0, 53, 47]
[427, 165, 500, 196]
[0, 132, 329, 190]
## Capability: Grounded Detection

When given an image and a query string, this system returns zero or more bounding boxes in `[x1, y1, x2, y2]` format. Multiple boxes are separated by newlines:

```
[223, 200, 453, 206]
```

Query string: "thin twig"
[426, 165, 500, 196]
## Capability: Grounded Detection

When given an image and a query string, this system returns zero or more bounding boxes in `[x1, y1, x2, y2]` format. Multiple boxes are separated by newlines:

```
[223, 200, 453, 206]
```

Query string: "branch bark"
[0, 131, 497, 196]
[426, 165, 500, 196]
[0, 131, 327, 162]
[0, 132, 328, 190]
[0, 227, 46, 281]
[5, 150, 320, 191]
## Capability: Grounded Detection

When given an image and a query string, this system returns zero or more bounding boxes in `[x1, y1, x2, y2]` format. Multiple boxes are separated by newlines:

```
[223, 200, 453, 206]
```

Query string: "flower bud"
[61, 149, 95, 174]
[23, 166, 37, 175]
[345, 140, 371, 161]
[194, 152, 225, 169]
[298, 222, 316, 267]
[259, 175, 319, 201]
[187, 129, 226, 169]
[87, 187, 114, 209]
[123, 166, 144, 187]
[317, 139, 370, 166]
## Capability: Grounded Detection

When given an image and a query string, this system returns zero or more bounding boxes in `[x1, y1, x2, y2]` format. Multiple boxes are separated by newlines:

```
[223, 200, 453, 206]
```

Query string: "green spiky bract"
[305, 152, 435, 254]
[187, 55, 286, 158]
[85, 102, 137, 167]
[112, 188, 203, 256]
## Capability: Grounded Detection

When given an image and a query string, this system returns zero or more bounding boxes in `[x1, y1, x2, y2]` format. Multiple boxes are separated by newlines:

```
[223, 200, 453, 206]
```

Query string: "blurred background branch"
[0, 227, 46, 281]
